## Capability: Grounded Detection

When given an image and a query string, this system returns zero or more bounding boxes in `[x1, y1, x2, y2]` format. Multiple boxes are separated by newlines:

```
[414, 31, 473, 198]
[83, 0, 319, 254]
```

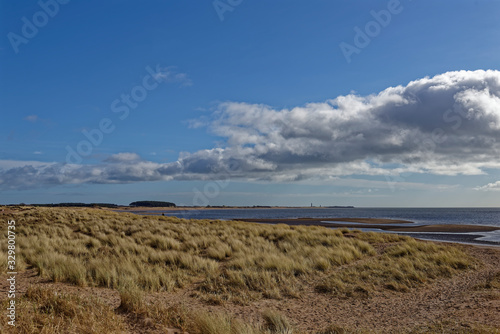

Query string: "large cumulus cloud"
[2, 70, 500, 190]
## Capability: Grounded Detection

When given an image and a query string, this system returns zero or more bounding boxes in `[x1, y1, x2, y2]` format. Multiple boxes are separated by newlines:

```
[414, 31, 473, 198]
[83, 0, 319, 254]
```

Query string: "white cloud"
[2, 70, 500, 190]
[196, 69, 500, 177]
[104, 152, 141, 163]
[154, 66, 192, 87]
[475, 181, 500, 191]
[24, 115, 38, 122]
[0, 160, 52, 169]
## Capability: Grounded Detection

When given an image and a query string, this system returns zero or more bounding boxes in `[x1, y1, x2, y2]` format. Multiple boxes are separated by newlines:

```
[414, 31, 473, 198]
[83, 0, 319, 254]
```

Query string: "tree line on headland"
[4, 202, 353, 209]
[5, 201, 176, 208]
[129, 201, 176, 207]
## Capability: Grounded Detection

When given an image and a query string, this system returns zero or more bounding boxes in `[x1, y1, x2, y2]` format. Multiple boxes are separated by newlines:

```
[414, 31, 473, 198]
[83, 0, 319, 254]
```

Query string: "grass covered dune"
[1, 207, 499, 333]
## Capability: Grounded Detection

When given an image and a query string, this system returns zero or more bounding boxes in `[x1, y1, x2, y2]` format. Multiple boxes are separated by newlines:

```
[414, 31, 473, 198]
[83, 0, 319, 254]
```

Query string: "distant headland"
[2, 202, 354, 209]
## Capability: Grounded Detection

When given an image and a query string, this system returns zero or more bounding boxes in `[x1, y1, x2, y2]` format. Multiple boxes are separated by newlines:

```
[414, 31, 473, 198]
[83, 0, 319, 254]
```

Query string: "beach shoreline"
[236, 217, 500, 233]
[237, 217, 500, 247]
[112, 207, 500, 247]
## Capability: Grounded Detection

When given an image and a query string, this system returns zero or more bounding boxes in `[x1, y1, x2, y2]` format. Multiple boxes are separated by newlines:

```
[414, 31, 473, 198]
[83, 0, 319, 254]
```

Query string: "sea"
[138, 207, 500, 246]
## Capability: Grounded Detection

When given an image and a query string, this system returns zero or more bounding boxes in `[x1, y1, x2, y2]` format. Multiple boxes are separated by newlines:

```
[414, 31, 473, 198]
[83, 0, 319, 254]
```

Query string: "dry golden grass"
[0, 286, 126, 334]
[0, 285, 297, 334]
[1, 207, 483, 333]
[316, 238, 476, 296]
[184, 309, 298, 334]
[12, 207, 476, 301]
[261, 309, 296, 334]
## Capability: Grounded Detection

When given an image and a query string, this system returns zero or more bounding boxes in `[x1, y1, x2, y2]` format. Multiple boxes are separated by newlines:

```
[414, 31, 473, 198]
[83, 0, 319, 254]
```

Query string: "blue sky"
[1, 0, 500, 206]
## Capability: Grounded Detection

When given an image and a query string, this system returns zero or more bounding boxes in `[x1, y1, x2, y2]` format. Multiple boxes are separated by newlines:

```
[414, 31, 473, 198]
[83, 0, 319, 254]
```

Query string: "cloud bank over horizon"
[2, 70, 500, 191]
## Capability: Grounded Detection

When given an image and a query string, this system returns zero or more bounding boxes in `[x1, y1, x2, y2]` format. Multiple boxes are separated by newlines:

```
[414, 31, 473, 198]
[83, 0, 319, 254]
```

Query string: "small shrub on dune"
[191, 312, 234, 334]
[118, 285, 147, 315]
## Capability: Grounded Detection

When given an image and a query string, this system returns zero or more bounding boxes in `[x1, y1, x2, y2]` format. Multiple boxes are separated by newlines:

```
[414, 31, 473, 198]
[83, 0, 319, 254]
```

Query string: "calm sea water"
[140, 207, 500, 246]
[156, 207, 500, 228]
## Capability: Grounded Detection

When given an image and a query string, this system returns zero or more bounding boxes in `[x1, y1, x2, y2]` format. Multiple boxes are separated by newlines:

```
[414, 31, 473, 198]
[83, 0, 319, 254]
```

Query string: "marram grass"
[0, 207, 482, 333]
[12, 207, 476, 303]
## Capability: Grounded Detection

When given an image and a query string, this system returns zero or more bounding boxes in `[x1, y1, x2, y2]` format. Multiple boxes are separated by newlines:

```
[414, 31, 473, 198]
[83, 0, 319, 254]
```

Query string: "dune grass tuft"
[0, 286, 126, 334]
[262, 309, 296, 334]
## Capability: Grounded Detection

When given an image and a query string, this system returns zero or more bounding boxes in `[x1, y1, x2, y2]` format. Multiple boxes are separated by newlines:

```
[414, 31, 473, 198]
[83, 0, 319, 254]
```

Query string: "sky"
[1, 0, 500, 207]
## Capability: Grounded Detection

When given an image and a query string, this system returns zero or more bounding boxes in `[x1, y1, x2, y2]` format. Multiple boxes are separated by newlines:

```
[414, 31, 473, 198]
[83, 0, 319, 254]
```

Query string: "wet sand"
[114, 207, 500, 246]
[115, 208, 499, 233]
[237, 217, 500, 233]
